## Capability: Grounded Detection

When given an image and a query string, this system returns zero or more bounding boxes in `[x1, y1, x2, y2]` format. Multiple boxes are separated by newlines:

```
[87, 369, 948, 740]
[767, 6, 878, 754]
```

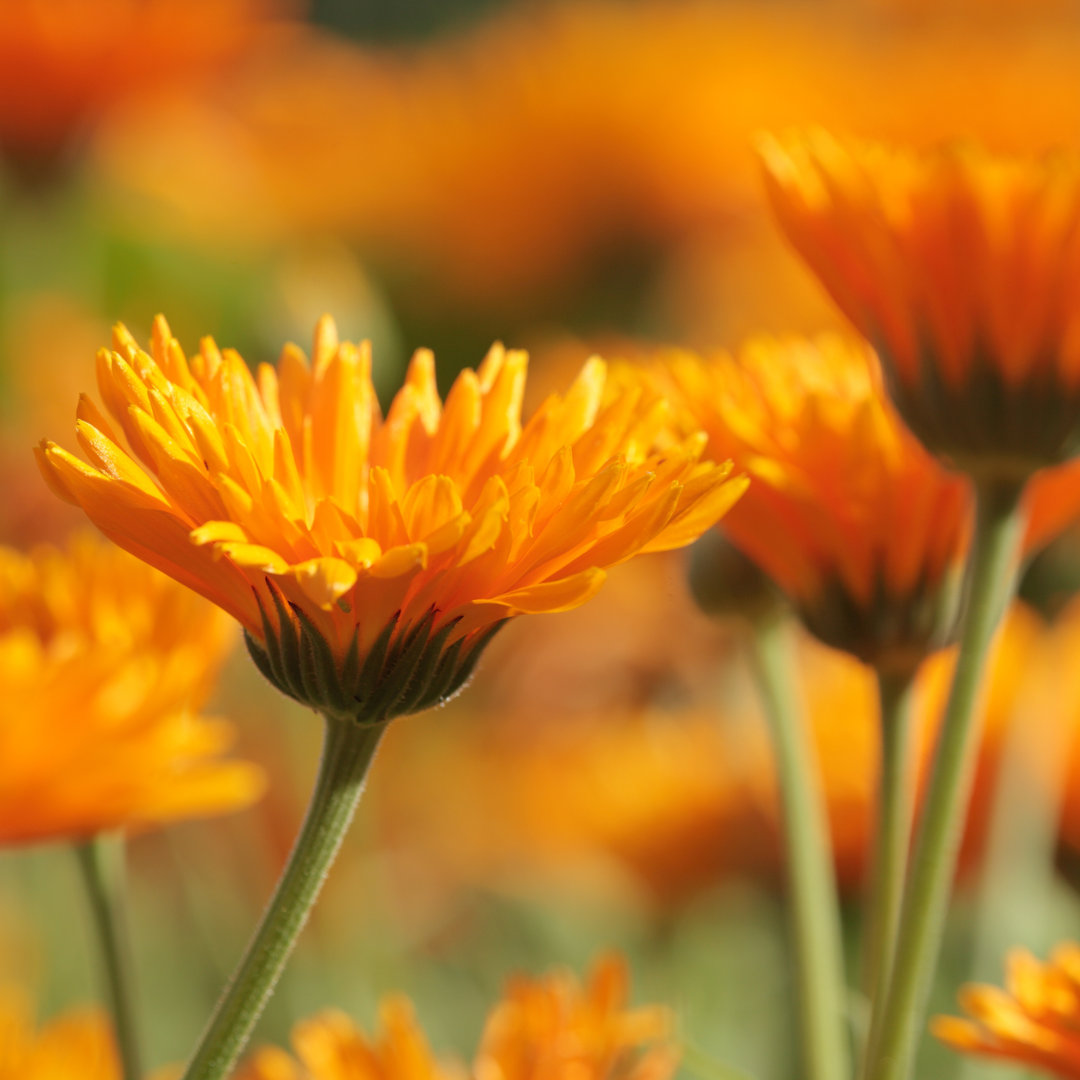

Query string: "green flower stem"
[181, 718, 384, 1080]
[749, 614, 850, 1080]
[859, 671, 917, 1035]
[75, 834, 142, 1080]
[861, 478, 1026, 1080]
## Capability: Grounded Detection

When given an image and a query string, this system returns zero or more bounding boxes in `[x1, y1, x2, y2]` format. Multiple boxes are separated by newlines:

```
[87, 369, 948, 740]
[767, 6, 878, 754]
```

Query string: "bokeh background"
[6, 1, 1080, 1077]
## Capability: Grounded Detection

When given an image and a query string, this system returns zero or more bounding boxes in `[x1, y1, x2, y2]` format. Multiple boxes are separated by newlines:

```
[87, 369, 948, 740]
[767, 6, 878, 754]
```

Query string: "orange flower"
[0, 0, 290, 178]
[643, 334, 971, 670]
[0, 985, 119, 1080]
[235, 955, 676, 1080]
[37, 316, 744, 725]
[759, 130, 1080, 478]
[0, 532, 263, 845]
[933, 943, 1080, 1078]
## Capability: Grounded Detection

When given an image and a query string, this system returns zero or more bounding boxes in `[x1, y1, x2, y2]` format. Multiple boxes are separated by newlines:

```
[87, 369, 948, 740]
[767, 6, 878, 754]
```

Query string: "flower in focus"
[759, 130, 1080, 479]
[0, 532, 262, 845]
[642, 334, 971, 671]
[38, 316, 744, 726]
[932, 943, 1080, 1078]
[234, 954, 676, 1080]
[0, 0, 288, 178]
[0, 985, 118, 1080]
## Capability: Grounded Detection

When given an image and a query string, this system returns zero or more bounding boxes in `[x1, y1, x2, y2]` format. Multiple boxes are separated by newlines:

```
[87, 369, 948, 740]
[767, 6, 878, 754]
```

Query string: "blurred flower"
[38, 316, 744, 725]
[932, 942, 1080, 1078]
[235, 955, 676, 1080]
[92, 1, 1080, 321]
[0, 0, 291, 179]
[642, 334, 971, 671]
[0, 532, 262, 845]
[760, 131, 1080, 479]
[372, 704, 753, 913]
[0, 985, 118, 1080]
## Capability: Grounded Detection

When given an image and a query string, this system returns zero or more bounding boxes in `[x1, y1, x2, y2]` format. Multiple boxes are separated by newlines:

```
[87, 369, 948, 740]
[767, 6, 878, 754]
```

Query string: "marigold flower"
[933, 943, 1080, 1078]
[643, 334, 971, 670]
[234, 955, 676, 1080]
[759, 130, 1080, 478]
[37, 316, 744, 726]
[0, 532, 262, 845]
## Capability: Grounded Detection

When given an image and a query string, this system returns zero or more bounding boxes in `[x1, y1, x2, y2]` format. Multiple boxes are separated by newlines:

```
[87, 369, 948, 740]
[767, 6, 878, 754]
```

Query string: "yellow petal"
[288, 558, 358, 609]
[484, 567, 607, 614]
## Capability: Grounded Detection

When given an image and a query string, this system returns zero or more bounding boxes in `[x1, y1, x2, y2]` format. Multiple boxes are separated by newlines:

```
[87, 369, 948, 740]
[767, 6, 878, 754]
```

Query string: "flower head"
[235, 955, 676, 1080]
[38, 316, 744, 726]
[933, 943, 1080, 1078]
[644, 334, 971, 670]
[759, 130, 1080, 478]
[0, 532, 262, 845]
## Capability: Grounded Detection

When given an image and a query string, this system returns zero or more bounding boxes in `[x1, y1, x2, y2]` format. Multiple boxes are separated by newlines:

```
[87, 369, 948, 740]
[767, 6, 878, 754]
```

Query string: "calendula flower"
[644, 334, 971, 670]
[932, 943, 1080, 1078]
[759, 130, 1080, 479]
[0, 533, 262, 846]
[0, 985, 119, 1080]
[38, 315, 744, 727]
[235, 955, 676, 1080]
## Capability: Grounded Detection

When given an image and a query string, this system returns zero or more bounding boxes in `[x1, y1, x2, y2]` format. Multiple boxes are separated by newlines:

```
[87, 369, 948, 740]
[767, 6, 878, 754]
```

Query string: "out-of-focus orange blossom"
[38, 316, 743, 725]
[235, 955, 676, 1080]
[0, 984, 118, 1080]
[933, 943, 1080, 1078]
[372, 705, 753, 913]
[0, 533, 263, 845]
[639, 334, 971, 669]
[91, 1, 1080, 320]
[0, 0, 295, 177]
[760, 130, 1080, 477]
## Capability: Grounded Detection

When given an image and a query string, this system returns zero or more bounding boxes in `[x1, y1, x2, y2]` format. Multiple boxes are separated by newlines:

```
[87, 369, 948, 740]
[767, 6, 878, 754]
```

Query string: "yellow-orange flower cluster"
[38, 316, 743, 724]
[236, 955, 676, 1080]
[643, 334, 971, 669]
[0, 533, 262, 845]
[760, 131, 1080, 477]
[933, 943, 1080, 1077]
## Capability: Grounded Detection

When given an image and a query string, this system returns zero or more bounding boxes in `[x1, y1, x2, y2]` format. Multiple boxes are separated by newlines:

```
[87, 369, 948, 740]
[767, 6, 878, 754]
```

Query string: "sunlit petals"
[42, 317, 741, 724]
[934, 944, 1080, 1078]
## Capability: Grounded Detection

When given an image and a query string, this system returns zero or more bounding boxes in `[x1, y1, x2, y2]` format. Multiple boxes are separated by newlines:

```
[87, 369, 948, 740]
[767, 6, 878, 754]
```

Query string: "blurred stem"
[749, 614, 850, 1080]
[861, 478, 1026, 1080]
[181, 718, 384, 1080]
[859, 671, 917, 1036]
[75, 833, 141, 1080]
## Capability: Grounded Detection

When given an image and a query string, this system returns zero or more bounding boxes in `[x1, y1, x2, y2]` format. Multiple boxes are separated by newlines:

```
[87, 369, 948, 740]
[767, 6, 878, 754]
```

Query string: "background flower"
[0, 533, 263, 845]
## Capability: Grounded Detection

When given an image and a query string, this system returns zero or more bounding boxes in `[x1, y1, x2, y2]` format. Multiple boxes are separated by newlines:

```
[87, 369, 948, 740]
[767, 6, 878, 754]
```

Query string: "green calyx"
[245, 580, 507, 725]
[800, 564, 962, 678]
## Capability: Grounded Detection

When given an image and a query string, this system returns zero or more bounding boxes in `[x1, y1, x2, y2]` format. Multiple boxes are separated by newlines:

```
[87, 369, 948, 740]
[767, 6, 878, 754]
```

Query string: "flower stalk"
[861, 478, 1027, 1080]
[749, 613, 850, 1080]
[860, 670, 917, 1035]
[75, 833, 142, 1080]
[180, 717, 384, 1080]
